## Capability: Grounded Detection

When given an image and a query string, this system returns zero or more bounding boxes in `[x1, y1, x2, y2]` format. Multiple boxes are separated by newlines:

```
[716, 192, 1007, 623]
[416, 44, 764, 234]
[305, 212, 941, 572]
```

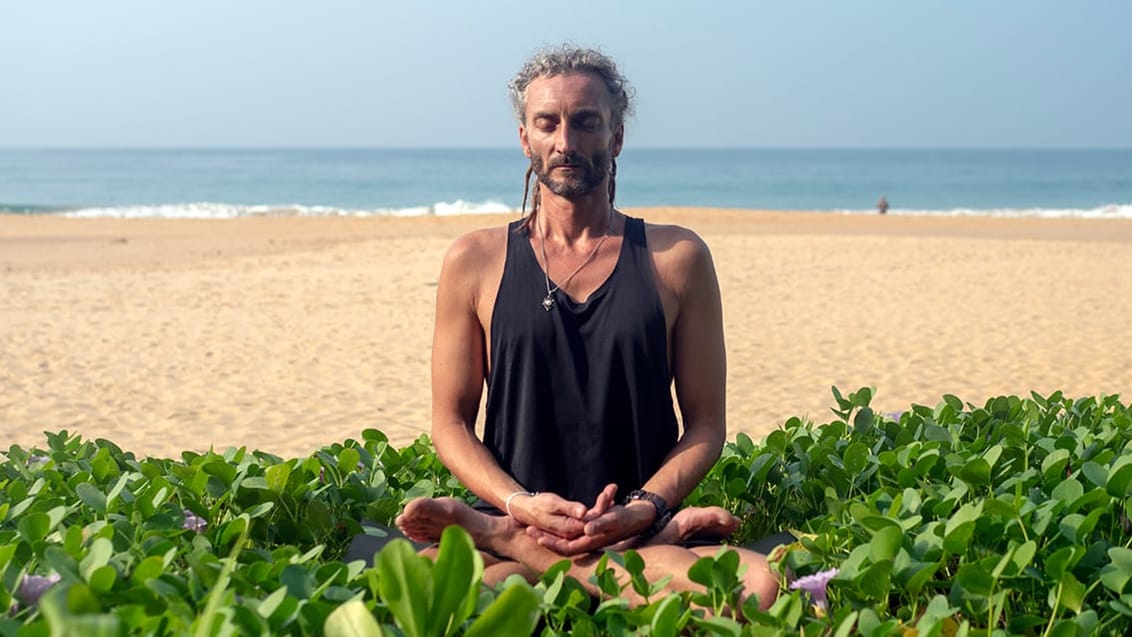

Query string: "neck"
[536, 184, 613, 242]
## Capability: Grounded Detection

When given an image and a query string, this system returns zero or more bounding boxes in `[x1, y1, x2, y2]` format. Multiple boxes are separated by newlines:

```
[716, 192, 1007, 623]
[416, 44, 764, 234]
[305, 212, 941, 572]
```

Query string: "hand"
[526, 484, 656, 556]
[529, 502, 656, 555]
[582, 483, 619, 522]
[509, 491, 589, 539]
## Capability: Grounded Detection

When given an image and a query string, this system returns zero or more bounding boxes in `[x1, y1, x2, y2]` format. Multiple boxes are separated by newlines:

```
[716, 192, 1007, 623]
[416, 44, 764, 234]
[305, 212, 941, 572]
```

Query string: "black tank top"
[484, 215, 679, 508]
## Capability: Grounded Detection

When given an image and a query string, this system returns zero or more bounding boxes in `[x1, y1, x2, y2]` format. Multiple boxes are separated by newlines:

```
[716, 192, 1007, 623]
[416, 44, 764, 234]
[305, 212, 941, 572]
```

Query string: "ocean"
[1, 148, 1129, 219]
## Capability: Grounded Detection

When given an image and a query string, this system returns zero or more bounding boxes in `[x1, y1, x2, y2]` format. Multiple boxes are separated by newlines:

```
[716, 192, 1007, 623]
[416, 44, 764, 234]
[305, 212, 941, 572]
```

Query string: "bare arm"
[429, 231, 589, 537]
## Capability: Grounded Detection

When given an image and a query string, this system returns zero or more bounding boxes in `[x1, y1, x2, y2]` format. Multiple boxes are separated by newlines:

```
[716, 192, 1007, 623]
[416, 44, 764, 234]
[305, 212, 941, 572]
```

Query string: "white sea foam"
[835, 204, 1132, 219]
[60, 200, 515, 219]
[54, 201, 1132, 219]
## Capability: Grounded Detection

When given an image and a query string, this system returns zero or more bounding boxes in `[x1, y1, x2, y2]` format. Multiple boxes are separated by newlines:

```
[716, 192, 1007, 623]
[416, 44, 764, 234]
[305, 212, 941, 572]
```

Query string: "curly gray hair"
[508, 45, 635, 128]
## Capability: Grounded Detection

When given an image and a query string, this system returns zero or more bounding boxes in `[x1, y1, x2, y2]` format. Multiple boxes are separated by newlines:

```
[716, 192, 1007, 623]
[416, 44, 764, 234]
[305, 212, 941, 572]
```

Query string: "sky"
[2, 1, 1130, 149]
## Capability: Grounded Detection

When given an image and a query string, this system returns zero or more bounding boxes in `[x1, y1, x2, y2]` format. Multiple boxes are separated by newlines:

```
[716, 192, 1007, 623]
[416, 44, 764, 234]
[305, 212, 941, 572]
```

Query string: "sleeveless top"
[483, 215, 679, 508]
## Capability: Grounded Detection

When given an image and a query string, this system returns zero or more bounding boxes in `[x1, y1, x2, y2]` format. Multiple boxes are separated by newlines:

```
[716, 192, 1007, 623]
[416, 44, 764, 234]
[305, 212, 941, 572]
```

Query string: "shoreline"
[3, 209, 1131, 458]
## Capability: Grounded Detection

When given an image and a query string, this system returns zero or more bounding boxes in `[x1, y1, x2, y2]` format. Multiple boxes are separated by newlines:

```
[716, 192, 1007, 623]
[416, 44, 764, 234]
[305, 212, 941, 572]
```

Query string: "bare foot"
[395, 497, 519, 551]
[645, 506, 739, 547]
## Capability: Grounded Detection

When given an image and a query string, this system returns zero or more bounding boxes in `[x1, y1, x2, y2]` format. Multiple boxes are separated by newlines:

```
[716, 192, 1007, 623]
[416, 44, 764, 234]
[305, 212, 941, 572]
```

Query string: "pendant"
[541, 294, 555, 311]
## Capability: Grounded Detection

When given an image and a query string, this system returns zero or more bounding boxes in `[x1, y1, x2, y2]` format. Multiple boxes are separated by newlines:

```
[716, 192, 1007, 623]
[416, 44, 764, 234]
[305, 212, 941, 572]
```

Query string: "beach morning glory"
[789, 568, 839, 611]
[17, 573, 61, 607]
[182, 510, 208, 533]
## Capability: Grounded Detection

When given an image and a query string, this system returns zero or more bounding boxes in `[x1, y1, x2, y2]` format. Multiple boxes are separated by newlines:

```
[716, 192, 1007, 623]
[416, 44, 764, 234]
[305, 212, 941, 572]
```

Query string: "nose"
[553, 122, 576, 154]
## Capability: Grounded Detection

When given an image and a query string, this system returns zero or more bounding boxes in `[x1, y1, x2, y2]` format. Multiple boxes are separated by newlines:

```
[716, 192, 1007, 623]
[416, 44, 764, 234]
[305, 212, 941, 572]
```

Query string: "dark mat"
[743, 531, 798, 555]
[343, 521, 431, 566]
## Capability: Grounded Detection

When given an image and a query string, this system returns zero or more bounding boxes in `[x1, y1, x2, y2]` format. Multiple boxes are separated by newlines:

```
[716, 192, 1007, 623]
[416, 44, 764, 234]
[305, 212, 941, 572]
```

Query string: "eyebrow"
[530, 107, 604, 121]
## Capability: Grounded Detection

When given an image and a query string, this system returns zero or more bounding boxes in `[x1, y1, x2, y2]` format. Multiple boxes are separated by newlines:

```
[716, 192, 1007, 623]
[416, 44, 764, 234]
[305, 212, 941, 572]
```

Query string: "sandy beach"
[3, 209, 1130, 459]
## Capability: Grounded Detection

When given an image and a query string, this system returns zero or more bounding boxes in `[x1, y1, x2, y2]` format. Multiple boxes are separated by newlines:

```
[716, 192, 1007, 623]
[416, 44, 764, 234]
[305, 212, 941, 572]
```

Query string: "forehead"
[524, 72, 612, 118]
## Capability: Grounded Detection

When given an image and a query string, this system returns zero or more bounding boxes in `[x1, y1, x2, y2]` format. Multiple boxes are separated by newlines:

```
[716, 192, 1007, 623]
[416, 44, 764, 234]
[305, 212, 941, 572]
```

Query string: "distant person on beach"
[877, 195, 889, 215]
[395, 45, 778, 608]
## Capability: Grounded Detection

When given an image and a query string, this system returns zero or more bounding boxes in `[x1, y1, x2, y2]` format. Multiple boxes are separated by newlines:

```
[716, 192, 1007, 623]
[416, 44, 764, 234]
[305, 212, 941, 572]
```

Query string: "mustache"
[547, 153, 593, 169]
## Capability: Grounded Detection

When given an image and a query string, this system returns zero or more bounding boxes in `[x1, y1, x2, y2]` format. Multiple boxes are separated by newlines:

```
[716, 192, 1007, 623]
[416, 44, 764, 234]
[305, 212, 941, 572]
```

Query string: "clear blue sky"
[3, 1, 1129, 148]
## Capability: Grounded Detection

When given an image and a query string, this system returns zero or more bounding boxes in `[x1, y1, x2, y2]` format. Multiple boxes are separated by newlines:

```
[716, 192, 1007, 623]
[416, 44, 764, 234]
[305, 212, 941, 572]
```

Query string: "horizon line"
[3, 145, 1131, 152]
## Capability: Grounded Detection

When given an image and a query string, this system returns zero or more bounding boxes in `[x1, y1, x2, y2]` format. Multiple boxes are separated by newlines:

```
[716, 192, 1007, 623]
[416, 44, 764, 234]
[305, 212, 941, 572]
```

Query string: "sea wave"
[835, 204, 1132, 219]
[4, 201, 1130, 220]
[34, 200, 516, 219]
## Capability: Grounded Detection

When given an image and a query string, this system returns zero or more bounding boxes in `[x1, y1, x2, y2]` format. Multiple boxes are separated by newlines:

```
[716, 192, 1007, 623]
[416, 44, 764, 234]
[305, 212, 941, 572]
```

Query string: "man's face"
[519, 73, 624, 200]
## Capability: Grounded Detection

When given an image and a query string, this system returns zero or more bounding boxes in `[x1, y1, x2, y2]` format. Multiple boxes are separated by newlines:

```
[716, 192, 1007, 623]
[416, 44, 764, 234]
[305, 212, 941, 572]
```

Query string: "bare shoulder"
[443, 226, 508, 265]
[644, 222, 717, 296]
[438, 225, 510, 313]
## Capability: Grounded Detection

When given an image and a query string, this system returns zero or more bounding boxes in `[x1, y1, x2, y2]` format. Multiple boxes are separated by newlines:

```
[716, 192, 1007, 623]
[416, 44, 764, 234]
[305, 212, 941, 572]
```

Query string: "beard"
[531, 150, 611, 199]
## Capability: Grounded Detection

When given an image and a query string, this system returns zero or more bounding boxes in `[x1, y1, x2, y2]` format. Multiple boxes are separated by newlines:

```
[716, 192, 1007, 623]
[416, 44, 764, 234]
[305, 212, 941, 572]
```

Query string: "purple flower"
[17, 573, 61, 607]
[182, 510, 208, 533]
[26, 455, 49, 466]
[789, 568, 839, 610]
[886, 412, 905, 422]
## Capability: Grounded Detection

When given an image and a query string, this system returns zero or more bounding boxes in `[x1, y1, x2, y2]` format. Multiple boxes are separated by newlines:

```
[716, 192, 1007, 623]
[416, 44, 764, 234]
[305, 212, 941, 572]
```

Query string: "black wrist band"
[623, 489, 673, 540]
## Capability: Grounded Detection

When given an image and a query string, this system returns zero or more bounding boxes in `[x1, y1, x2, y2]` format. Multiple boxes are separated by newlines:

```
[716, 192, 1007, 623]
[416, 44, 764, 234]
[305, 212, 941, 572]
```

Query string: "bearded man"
[395, 45, 778, 609]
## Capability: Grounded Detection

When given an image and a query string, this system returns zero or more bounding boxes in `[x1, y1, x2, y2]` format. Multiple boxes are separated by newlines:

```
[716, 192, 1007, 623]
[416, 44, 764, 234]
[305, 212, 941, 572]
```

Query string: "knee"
[484, 561, 537, 587]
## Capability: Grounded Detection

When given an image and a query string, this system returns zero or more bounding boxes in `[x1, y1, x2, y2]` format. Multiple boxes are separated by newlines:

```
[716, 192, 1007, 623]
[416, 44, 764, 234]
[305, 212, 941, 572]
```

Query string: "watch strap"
[623, 489, 673, 540]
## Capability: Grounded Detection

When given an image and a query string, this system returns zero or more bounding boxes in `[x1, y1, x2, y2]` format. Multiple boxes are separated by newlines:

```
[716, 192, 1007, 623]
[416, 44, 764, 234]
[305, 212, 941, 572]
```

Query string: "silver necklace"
[538, 209, 614, 311]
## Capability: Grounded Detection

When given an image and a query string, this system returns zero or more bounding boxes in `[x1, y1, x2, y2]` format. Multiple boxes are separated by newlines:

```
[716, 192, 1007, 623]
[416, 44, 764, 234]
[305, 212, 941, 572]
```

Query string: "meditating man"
[395, 45, 778, 609]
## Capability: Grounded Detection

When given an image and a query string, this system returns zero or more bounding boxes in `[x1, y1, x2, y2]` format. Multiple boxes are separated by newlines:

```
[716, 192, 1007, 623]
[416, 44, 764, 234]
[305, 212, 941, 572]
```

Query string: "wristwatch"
[623, 489, 673, 540]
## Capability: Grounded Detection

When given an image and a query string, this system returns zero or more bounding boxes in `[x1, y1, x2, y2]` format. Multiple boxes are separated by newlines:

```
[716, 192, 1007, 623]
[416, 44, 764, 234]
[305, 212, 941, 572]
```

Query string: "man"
[396, 45, 778, 609]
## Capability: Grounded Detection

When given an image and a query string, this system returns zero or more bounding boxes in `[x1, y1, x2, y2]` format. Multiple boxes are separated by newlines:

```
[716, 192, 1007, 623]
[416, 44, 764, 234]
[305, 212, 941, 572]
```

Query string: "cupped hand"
[509, 491, 589, 539]
[529, 498, 655, 556]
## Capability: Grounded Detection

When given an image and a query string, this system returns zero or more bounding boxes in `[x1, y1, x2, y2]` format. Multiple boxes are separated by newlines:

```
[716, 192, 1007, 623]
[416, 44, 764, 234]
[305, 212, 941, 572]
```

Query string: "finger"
[584, 484, 619, 521]
[537, 532, 610, 556]
[527, 512, 584, 539]
[537, 493, 588, 520]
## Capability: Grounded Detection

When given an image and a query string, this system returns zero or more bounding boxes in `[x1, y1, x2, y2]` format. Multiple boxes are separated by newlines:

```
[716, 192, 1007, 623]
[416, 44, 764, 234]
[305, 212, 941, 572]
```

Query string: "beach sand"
[3, 209, 1131, 459]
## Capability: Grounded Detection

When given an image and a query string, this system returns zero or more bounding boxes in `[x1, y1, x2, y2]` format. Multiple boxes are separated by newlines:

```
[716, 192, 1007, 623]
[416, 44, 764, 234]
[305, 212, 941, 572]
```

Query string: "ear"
[610, 123, 624, 158]
[519, 125, 531, 158]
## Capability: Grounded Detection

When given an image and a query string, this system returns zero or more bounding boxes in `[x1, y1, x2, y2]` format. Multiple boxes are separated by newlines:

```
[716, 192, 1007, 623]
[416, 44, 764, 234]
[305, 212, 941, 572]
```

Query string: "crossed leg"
[396, 497, 778, 611]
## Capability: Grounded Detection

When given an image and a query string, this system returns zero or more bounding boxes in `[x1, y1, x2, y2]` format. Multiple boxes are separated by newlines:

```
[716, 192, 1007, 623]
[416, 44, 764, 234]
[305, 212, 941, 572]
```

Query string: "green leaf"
[265, 462, 293, 494]
[958, 458, 991, 488]
[202, 461, 237, 487]
[88, 565, 117, 593]
[430, 526, 483, 636]
[324, 599, 384, 637]
[902, 561, 940, 596]
[1101, 547, 1132, 594]
[1045, 546, 1083, 580]
[1053, 572, 1085, 613]
[80, 537, 113, 580]
[131, 555, 167, 583]
[857, 560, 892, 601]
[338, 447, 362, 474]
[377, 539, 431, 637]
[650, 594, 685, 637]
[942, 394, 964, 412]
[943, 501, 981, 555]
[843, 442, 870, 475]
[833, 611, 860, 637]
[281, 564, 315, 600]
[1081, 461, 1108, 488]
[1041, 449, 1071, 483]
[76, 482, 108, 514]
[464, 582, 540, 637]
[853, 407, 875, 433]
[868, 526, 903, 563]
[17, 511, 51, 543]
[1107, 461, 1132, 498]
